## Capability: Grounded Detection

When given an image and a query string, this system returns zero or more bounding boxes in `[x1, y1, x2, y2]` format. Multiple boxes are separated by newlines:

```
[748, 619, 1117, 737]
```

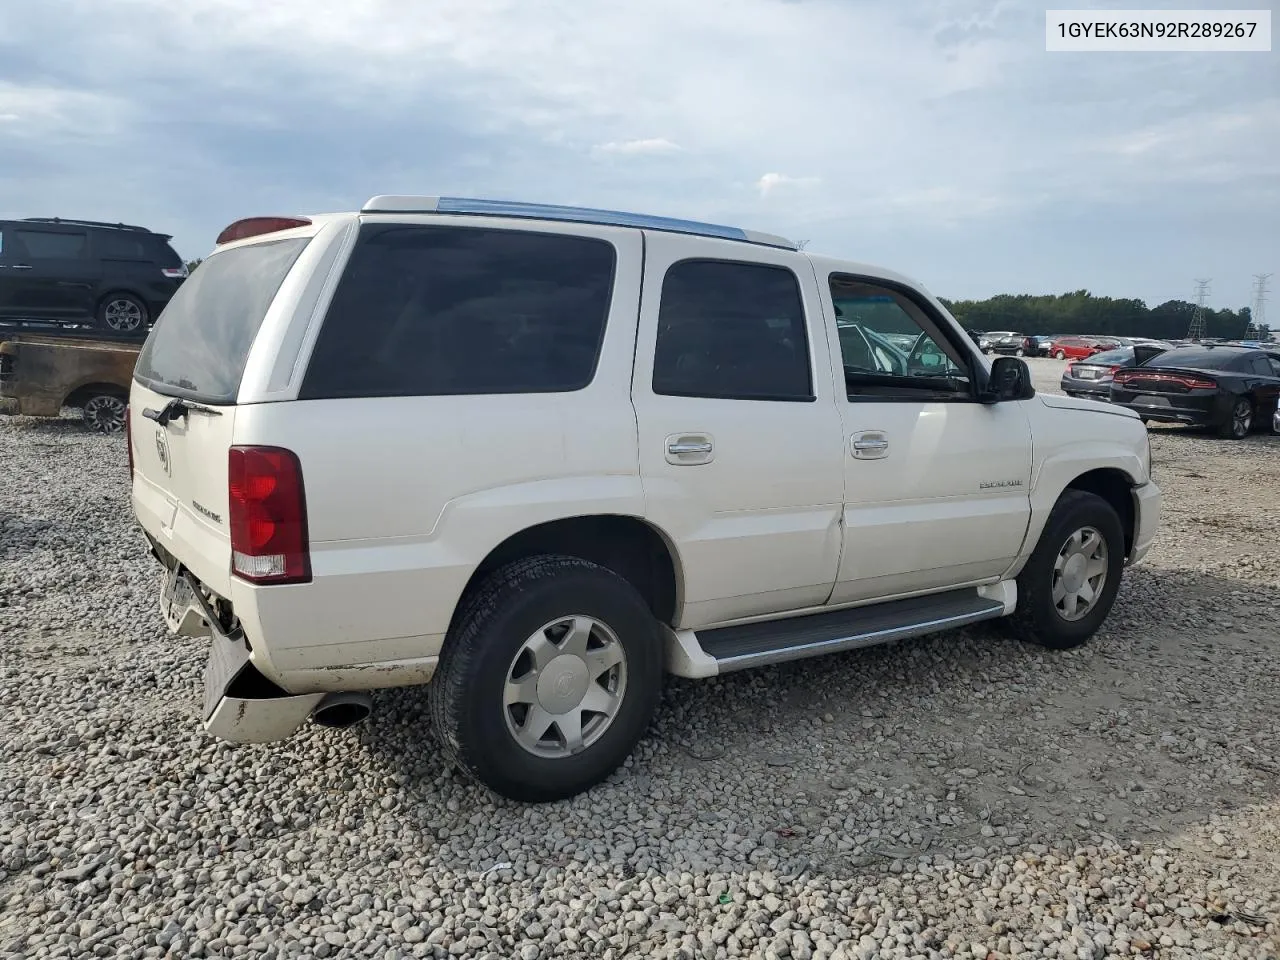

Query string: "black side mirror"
[980, 355, 1035, 403]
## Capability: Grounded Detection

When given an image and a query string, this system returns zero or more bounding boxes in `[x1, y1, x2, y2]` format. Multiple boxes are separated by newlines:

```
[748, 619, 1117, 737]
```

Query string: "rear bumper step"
[695, 587, 1008, 673]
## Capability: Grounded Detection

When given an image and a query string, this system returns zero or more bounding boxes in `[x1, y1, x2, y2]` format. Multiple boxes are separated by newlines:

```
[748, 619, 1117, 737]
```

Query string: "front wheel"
[1054, 350, 1066, 360]
[429, 555, 662, 802]
[1218, 398, 1252, 440]
[1008, 490, 1124, 650]
[1014, 348, 1025, 357]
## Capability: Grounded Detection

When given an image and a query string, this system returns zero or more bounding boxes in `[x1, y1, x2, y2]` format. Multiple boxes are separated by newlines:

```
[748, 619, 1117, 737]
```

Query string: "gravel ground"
[2, 359, 1279, 960]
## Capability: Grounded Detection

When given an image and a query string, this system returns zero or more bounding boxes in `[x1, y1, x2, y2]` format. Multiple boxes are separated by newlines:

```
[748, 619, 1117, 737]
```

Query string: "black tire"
[1015, 348, 1025, 357]
[429, 555, 662, 802]
[82, 392, 127, 433]
[1007, 490, 1125, 650]
[96, 293, 148, 333]
[1054, 350, 1066, 360]
[1218, 397, 1252, 440]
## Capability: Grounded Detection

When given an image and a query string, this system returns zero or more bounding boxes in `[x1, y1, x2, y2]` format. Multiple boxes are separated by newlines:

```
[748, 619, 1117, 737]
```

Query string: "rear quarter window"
[299, 224, 616, 398]
[134, 237, 309, 403]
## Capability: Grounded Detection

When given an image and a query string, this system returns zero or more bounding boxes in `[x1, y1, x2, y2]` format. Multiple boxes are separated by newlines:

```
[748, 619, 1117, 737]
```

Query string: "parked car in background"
[0, 333, 139, 431]
[128, 195, 1160, 802]
[978, 331, 1017, 353]
[1060, 344, 1168, 401]
[1025, 335, 1056, 357]
[1111, 345, 1280, 439]
[1050, 336, 1122, 361]
[988, 332, 1031, 355]
[0, 217, 187, 334]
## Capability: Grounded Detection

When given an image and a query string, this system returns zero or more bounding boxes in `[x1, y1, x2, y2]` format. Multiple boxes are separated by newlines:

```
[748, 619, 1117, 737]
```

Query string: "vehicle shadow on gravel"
[355, 565, 1280, 884]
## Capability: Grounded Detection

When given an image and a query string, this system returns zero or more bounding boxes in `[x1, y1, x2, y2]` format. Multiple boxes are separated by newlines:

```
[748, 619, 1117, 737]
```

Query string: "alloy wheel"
[83, 395, 127, 433]
[503, 615, 628, 758]
[1052, 526, 1109, 621]
[104, 298, 143, 331]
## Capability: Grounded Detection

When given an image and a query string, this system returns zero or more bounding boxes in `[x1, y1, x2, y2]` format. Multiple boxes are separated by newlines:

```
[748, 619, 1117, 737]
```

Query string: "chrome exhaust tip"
[310, 692, 372, 729]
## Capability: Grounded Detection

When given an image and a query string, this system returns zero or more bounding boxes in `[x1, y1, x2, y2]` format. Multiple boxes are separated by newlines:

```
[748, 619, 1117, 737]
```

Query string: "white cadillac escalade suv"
[128, 196, 1161, 802]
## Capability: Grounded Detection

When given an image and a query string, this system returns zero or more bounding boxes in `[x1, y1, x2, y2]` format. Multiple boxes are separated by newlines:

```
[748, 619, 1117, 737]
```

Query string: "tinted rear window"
[1085, 348, 1133, 365]
[135, 238, 308, 403]
[299, 225, 615, 399]
[96, 231, 182, 265]
[1145, 349, 1247, 372]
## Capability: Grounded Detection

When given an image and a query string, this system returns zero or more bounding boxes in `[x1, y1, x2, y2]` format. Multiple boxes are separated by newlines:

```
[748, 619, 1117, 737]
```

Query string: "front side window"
[16, 229, 87, 260]
[830, 276, 971, 399]
[301, 225, 615, 399]
[652, 259, 813, 401]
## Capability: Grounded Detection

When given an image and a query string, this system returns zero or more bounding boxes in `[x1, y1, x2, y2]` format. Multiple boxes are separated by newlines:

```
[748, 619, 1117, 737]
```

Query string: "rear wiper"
[141, 397, 224, 426]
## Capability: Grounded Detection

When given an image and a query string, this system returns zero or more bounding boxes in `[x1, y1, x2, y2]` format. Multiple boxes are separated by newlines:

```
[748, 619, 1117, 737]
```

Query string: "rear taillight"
[161, 265, 188, 279]
[228, 446, 310, 585]
[1180, 375, 1218, 389]
[216, 217, 312, 245]
[125, 405, 134, 475]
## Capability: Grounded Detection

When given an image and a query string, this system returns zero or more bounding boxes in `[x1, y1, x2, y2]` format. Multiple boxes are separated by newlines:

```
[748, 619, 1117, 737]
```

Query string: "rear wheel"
[1015, 347, 1025, 357]
[1008, 490, 1124, 650]
[429, 555, 663, 802]
[82, 393, 127, 433]
[97, 293, 148, 332]
[1218, 398, 1252, 440]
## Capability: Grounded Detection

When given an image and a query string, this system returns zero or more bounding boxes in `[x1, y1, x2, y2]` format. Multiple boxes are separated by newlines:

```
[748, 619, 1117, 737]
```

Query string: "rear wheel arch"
[453, 514, 683, 632]
[63, 381, 128, 409]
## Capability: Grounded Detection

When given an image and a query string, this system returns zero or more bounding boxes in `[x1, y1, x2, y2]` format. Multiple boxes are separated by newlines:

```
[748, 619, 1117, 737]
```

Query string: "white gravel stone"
[2, 376, 1280, 960]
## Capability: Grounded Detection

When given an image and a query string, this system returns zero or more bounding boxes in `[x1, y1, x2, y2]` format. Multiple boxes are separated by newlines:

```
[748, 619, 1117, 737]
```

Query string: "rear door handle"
[665, 434, 715, 465]
[10, 264, 33, 270]
[852, 432, 889, 459]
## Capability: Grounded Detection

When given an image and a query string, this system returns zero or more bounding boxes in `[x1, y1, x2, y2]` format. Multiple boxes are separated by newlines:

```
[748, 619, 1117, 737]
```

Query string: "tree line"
[939, 290, 1263, 341]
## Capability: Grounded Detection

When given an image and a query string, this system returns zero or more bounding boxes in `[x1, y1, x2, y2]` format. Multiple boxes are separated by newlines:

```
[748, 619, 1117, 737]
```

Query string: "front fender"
[1009, 396, 1152, 573]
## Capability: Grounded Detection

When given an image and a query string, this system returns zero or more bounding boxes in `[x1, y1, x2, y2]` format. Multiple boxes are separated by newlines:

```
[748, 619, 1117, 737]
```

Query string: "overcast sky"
[1, 0, 1276, 309]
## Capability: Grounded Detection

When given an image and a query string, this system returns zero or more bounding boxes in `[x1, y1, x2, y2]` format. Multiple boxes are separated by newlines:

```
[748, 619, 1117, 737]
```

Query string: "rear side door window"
[652, 259, 813, 401]
[301, 225, 616, 398]
[14, 229, 88, 260]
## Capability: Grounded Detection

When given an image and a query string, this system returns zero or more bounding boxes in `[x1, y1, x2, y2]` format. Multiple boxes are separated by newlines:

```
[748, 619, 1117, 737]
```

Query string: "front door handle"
[10, 264, 33, 270]
[852, 431, 889, 459]
[665, 433, 715, 465]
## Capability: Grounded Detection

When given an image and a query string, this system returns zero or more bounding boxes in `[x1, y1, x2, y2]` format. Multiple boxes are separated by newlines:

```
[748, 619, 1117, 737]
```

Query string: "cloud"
[756, 173, 821, 197]
[0, 0, 1274, 306]
[592, 138, 682, 156]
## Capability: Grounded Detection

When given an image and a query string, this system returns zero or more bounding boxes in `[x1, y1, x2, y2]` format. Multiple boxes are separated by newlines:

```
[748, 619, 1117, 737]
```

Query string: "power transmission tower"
[1249, 273, 1271, 340]
[1187, 279, 1210, 341]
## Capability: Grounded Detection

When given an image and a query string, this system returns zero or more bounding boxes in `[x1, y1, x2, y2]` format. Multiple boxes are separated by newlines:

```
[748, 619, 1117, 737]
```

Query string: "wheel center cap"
[1061, 553, 1087, 593]
[536, 655, 590, 713]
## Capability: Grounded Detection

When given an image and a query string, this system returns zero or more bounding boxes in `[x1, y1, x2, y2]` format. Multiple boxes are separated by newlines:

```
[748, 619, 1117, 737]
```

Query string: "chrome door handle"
[665, 433, 715, 465]
[667, 441, 713, 455]
[851, 432, 889, 459]
[10, 264, 33, 270]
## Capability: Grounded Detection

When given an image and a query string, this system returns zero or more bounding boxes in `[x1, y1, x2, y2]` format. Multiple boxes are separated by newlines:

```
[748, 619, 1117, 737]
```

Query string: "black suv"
[0, 218, 186, 335]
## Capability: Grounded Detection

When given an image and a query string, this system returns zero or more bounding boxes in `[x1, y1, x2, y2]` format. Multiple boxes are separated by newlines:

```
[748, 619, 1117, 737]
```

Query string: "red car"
[1051, 336, 1121, 361]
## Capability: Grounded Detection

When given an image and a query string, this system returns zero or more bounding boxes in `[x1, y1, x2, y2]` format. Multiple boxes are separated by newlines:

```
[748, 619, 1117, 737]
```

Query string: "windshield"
[135, 238, 309, 402]
[1144, 348, 1245, 372]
